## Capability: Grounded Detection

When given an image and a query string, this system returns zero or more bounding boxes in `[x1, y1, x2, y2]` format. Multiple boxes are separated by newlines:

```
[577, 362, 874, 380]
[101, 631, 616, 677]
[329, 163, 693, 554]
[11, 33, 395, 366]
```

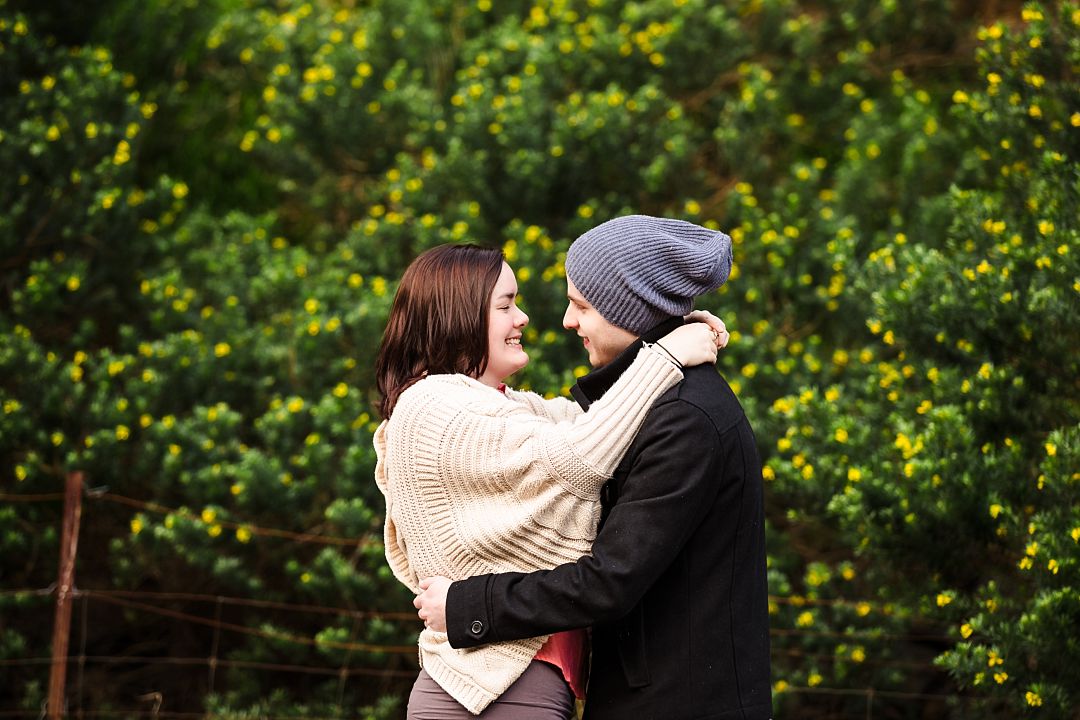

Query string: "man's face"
[563, 276, 637, 368]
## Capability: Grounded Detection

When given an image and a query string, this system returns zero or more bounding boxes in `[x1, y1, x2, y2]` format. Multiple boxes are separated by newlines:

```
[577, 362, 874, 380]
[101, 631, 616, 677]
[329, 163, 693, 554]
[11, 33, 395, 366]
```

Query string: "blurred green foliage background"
[1, 0, 1077, 717]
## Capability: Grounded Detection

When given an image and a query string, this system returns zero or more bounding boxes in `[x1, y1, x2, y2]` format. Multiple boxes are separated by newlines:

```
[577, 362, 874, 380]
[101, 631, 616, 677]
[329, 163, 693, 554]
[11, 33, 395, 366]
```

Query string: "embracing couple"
[374, 215, 772, 720]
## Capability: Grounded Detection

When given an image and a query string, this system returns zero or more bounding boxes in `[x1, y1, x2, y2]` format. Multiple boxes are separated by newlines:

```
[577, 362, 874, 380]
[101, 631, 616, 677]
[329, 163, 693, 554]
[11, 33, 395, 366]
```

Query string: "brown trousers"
[407, 660, 574, 719]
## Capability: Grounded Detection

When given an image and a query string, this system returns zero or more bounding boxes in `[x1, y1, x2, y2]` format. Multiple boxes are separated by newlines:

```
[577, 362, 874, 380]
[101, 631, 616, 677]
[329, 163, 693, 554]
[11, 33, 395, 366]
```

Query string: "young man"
[415, 215, 772, 720]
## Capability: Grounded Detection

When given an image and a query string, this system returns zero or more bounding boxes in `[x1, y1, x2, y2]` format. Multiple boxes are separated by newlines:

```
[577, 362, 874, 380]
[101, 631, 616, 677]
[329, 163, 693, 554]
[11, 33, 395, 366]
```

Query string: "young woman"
[374, 244, 723, 718]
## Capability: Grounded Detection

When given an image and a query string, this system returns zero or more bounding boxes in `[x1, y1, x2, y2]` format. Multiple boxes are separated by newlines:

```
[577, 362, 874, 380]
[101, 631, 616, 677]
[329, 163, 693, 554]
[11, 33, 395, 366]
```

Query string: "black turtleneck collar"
[570, 316, 685, 410]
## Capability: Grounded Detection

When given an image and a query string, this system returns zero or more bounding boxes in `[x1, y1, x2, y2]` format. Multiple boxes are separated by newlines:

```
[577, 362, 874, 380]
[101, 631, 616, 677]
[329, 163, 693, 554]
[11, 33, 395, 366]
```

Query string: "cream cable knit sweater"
[374, 346, 683, 714]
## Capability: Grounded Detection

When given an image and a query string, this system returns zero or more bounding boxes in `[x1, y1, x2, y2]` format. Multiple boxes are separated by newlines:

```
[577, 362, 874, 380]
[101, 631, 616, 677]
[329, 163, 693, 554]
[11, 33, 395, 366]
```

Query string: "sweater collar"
[570, 316, 684, 410]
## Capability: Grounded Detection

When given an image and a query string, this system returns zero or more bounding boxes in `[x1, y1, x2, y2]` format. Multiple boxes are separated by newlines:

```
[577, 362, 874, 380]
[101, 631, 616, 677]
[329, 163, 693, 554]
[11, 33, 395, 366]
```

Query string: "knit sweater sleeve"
[376, 345, 682, 590]
[420, 345, 681, 497]
[503, 388, 582, 424]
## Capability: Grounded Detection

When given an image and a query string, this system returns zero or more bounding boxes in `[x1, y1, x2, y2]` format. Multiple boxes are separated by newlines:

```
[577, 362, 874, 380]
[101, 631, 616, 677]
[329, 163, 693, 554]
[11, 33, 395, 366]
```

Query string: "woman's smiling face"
[477, 262, 529, 387]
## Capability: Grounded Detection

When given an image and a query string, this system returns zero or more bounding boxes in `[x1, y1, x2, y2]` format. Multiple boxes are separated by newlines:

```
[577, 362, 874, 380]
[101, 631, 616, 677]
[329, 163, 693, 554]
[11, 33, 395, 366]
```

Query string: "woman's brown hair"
[375, 244, 504, 419]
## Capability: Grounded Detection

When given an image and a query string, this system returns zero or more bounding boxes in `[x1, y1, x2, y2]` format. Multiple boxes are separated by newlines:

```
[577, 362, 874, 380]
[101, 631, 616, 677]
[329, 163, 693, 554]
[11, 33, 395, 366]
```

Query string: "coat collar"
[570, 317, 684, 410]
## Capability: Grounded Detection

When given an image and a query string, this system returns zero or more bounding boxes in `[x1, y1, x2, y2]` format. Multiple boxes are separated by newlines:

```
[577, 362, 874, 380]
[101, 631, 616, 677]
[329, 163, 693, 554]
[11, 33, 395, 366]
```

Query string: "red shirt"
[534, 629, 588, 699]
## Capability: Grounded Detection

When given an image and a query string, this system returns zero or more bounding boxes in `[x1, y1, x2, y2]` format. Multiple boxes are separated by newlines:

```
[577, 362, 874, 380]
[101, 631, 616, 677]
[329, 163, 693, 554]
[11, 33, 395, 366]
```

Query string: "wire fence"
[1, 488, 977, 719]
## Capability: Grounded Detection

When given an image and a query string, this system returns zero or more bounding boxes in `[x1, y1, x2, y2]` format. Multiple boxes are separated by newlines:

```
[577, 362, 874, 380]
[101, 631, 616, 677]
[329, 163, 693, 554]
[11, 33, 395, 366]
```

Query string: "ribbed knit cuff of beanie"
[564, 214, 733, 336]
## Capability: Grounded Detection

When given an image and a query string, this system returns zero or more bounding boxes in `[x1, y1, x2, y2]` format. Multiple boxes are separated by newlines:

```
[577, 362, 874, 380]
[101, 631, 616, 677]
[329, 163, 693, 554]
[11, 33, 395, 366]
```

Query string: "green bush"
[2, 0, 1077, 717]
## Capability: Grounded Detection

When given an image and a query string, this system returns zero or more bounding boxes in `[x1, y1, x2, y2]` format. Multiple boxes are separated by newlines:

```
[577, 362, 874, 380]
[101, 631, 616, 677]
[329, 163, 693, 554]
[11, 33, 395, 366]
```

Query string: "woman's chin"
[509, 354, 530, 376]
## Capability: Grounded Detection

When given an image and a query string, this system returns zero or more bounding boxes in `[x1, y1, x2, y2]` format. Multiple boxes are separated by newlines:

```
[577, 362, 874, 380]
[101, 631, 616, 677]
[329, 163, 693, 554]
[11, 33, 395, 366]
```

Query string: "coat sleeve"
[445, 398, 725, 647]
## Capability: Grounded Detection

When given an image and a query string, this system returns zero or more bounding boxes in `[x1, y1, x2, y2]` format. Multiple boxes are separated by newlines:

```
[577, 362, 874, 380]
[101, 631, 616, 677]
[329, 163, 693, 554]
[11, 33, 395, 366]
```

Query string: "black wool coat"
[446, 318, 772, 720]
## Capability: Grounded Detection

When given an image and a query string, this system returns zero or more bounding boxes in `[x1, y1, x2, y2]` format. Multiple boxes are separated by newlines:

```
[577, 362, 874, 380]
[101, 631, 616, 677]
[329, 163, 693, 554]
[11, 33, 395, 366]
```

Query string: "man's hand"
[414, 576, 451, 632]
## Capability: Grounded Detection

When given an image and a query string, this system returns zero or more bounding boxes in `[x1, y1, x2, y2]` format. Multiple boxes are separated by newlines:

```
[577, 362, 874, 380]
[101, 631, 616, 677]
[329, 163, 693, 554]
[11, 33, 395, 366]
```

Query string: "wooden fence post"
[48, 471, 84, 720]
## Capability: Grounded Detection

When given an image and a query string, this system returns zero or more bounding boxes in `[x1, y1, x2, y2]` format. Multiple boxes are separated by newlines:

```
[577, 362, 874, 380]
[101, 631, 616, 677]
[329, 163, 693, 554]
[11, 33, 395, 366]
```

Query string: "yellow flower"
[936, 593, 952, 607]
[1045, 442, 1057, 456]
[994, 672, 1008, 684]
[236, 527, 252, 543]
[130, 517, 144, 534]
[796, 611, 814, 627]
[1026, 692, 1043, 707]
[960, 623, 973, 638]
[113, 140, 130, 165]
[214, 342, 231, 357]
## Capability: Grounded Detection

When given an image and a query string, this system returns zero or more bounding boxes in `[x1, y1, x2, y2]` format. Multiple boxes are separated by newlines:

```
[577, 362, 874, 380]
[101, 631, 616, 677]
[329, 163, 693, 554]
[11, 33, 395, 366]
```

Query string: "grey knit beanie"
[564, 215, 733, 335]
